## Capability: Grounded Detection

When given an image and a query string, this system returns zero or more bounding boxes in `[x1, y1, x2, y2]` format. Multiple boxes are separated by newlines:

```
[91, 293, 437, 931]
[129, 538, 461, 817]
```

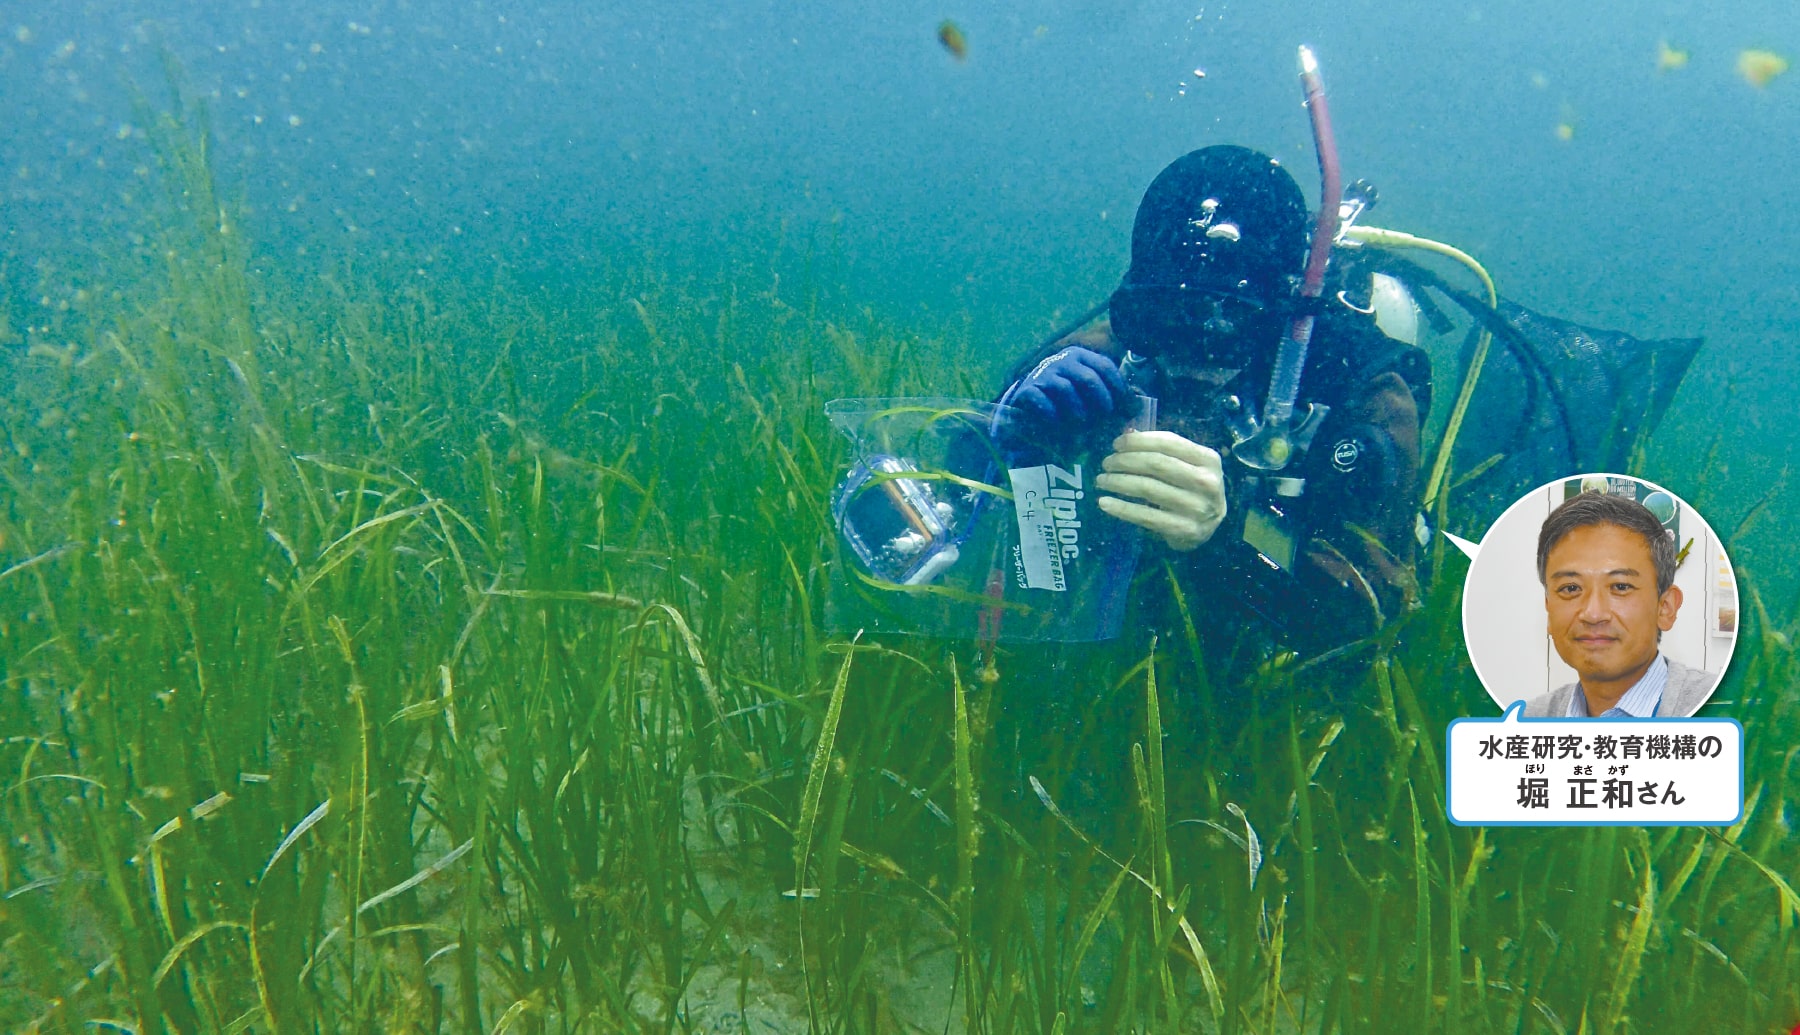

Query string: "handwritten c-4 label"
[1009, 463, 1083, 591]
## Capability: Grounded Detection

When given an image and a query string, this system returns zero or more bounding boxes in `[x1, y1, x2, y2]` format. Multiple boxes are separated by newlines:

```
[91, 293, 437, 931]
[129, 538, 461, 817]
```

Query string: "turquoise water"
[8, 1, 1796, 567]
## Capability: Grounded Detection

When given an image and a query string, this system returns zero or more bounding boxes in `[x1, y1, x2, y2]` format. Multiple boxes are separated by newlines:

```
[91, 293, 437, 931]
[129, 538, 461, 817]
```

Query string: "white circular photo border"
[1461, 473, 1739, 716]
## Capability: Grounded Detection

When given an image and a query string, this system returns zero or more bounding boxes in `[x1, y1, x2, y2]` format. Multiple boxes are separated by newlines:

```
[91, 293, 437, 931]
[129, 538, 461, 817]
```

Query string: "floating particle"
[1554, 99, 1578, 141]
[287, 114, 302, 127]
[1656, 40, 1688, 72]
[1737, 48, 1788, 88]
[1192, 66, 1206, 79]
[936, 20, 967, 61]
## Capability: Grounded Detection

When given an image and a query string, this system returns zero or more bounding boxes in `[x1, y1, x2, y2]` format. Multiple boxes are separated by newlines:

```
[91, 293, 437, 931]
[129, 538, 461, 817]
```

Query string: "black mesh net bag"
[1445, 299, 1702, 530]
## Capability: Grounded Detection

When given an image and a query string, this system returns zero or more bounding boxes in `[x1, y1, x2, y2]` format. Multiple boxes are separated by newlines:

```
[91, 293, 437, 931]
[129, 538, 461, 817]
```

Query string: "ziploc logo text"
[1009, 463, 1083, 591]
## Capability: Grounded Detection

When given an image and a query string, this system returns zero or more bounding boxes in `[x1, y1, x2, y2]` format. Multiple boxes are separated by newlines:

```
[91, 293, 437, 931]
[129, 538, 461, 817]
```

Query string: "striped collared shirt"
[1570, 654, 1668, 718]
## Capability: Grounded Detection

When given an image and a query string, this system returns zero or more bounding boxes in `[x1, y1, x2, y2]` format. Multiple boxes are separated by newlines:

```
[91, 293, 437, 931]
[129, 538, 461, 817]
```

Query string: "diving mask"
[1108, 283, 1285, 367]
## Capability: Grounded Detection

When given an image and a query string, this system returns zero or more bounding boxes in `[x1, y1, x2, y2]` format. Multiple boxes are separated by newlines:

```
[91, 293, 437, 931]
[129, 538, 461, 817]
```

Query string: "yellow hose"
[1342, 225, 1498, 510]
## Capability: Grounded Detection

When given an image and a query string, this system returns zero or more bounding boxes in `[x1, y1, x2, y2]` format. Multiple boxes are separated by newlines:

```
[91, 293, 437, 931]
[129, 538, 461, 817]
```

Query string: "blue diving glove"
[999, 347, 1135, 439]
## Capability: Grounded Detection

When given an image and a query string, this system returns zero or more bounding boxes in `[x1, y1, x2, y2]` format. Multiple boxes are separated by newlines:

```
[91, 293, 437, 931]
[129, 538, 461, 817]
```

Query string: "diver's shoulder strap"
[1354, 340, 1433, 425]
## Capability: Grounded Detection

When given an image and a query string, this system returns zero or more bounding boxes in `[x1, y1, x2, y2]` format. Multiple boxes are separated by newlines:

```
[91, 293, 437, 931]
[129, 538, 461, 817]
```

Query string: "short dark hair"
[1537, 491, 1677, 596]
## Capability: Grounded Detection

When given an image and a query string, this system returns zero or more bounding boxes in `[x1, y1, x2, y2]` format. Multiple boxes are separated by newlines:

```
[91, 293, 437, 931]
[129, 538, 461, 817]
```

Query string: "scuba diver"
[993, 141, 1432, 654]
[827, 46, 1701, 668]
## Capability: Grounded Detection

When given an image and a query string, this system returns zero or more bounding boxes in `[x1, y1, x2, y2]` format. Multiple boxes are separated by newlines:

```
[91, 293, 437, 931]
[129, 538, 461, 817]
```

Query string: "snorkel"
[1235, 45, 1342, 470]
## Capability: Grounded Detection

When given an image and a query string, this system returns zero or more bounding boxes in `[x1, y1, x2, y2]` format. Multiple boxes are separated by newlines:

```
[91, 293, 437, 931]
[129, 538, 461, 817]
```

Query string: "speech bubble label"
[1446, 702, 1743, 826]
[1443, 530, 1479, 560]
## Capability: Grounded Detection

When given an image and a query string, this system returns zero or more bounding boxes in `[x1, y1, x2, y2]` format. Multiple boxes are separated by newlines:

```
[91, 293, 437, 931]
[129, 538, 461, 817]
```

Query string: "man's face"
[1543, 522, 1682, 685]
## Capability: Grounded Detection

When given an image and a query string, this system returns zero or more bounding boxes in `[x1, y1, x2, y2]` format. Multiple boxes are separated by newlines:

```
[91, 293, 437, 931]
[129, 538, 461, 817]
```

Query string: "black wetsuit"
[1000, 274, 1434, 660]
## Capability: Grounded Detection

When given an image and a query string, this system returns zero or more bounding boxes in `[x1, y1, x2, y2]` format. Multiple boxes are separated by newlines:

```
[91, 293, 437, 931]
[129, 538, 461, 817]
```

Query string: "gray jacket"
[1523, 656, 1718, 718]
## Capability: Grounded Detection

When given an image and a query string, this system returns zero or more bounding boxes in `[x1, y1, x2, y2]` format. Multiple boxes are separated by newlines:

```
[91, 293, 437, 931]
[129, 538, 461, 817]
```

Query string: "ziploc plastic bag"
[823, 396, 1153, 643]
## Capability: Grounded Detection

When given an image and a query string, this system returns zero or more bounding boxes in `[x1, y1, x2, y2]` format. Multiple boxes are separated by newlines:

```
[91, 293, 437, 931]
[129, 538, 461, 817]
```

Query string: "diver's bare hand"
[1093, 431, 1226, 552]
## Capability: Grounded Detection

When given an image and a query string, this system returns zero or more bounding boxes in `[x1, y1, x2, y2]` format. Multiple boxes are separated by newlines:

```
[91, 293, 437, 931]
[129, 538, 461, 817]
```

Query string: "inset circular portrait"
[1462, 474, 1737, 717]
